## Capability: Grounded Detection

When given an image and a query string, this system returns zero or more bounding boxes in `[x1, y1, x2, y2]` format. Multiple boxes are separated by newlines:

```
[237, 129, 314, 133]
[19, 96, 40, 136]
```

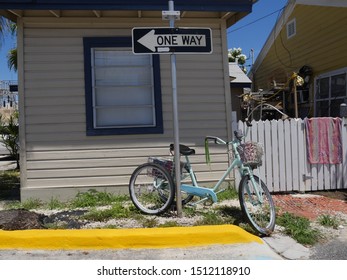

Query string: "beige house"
[250, 0, 347, 118]
[0, 0, 255, 201]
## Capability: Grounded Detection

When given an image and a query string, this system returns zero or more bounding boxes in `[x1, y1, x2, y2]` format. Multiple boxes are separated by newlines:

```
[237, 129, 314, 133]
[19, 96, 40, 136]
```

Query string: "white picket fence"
[237, 118, 347, 193]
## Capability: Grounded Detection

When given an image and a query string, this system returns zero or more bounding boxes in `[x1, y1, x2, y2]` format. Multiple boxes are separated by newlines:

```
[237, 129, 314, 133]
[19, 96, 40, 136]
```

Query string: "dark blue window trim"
[83, 37, 163, 136]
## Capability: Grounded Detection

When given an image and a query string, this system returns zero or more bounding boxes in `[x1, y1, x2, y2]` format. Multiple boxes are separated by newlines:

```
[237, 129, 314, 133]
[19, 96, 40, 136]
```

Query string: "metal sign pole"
[167, 0, 182, 217]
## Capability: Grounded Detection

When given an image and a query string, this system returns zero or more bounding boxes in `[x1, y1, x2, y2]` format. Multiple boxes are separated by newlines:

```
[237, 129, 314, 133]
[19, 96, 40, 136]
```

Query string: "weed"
[217, 187, 238, 201]
[183, 206, 196, 217]
[69, 189, 128, 208]
[158, 221, 180, 228]
[194, 210, 228, 226]
[18, 198, 44, 210]
[102, 224, 119, 229]
[238, 222, 257, 235]
[317, 214, 339, 229]
[215, 205, 242, 225]
[47, 197, 66, 210]
[83, 202, 134, 222]
[2, 200, 19, 209]
[44, 222, 69, 229]
[141, 217, 158, 228]
[277, 212, 320, 245]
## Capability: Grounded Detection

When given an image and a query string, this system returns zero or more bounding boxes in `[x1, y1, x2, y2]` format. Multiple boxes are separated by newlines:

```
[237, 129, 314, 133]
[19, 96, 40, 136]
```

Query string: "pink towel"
[305, 118, 342, 164]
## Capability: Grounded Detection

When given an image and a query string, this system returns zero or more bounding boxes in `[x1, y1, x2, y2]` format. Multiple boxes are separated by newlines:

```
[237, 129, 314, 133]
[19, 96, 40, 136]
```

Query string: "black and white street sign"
[132, 27, 212, 54]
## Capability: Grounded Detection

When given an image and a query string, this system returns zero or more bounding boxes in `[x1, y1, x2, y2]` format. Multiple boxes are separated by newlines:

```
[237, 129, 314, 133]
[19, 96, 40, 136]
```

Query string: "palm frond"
[7, 48, 17, 72]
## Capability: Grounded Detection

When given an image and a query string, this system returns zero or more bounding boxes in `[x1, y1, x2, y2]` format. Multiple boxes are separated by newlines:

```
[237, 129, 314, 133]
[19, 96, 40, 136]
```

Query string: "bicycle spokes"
[239, 175, 276, 235]
[129, 163, 175, 215]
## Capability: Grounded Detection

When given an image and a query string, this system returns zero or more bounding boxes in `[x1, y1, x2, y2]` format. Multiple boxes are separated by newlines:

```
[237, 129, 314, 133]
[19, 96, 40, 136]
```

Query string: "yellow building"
[250, 0, 347, 118]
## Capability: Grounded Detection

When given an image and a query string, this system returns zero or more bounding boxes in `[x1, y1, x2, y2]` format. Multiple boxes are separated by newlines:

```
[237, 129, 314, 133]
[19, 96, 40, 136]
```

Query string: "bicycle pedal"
[203, 199, 213, 206]
[186, 202, 197, 208]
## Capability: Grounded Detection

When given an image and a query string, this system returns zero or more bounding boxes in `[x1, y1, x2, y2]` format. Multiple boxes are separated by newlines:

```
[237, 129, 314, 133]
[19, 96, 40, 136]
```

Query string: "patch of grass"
[141, 217, 158, 228]
[194, 210, 230, 226]
[69, 189, 129, 208]
[183, 206, 196, 217]
[158, 221, 180, 228]
[21, 198, 44, 210]
[317, 214, 340, 229]
[83, 202, 134, 222]
[277, 212, 320, 245]
[44, 222, 69, 229]
[5, 197, 44, 210]
[47, 197, 66, 210]
[217, 187, 238, 201]
[102, 224, 119, 229]
[238, 222, 258, 235]
[3, 200, 21, 209]
[215, 205, 243, 225]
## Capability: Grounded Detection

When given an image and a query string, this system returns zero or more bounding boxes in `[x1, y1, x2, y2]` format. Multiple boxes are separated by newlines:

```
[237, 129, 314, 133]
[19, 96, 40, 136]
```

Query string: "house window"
[286, 18, 296, 39]
[83, 37, 163, 136]
[314, 68, 347, 117]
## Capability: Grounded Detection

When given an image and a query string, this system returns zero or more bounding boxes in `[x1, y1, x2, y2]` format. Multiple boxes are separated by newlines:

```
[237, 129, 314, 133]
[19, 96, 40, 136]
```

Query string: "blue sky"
[0, 32, 16, 81]
[227, 0, 288, 67]
[0, 0, 288, 81]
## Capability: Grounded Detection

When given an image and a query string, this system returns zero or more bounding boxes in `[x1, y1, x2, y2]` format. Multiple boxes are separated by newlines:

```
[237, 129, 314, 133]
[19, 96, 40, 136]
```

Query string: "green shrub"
[0, 111, 19, 169]
[277, 212, 320, 245]
[317, 214, 339, 229]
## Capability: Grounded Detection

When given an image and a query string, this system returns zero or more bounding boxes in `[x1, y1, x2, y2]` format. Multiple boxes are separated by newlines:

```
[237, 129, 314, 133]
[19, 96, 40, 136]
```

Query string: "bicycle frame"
[179, 136, 264, 206]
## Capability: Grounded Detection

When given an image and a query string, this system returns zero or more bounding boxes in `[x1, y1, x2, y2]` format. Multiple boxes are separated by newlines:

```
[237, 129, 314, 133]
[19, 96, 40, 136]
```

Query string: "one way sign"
[132, 27, 212, 54]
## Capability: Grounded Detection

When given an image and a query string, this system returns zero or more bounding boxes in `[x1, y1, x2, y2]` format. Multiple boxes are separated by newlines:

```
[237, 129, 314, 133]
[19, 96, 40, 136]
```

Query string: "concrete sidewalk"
[0, 225, 288, 260]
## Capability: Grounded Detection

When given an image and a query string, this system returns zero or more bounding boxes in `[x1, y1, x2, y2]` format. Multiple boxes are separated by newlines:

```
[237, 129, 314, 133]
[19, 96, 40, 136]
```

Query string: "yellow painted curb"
[0, 225, 263, 250]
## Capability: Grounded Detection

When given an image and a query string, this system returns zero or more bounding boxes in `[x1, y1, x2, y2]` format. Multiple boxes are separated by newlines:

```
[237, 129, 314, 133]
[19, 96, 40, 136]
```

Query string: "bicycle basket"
[237, 142, 263, 168]
[147, 157, 185, 178]
[147, 157, 173, 178]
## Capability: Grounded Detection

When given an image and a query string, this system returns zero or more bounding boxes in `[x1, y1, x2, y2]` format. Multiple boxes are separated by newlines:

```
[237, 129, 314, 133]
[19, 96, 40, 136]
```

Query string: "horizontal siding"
[22, 19, 231, 194]
[254, 5, 347, 90]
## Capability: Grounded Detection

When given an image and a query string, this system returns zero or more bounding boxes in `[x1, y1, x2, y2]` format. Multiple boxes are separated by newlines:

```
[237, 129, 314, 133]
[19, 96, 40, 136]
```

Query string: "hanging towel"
[305, 117, 342, 164]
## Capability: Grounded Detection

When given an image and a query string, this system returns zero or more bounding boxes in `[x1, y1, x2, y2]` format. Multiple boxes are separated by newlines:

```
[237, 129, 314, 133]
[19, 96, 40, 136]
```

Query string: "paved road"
[309, 227, 347, 260]
[0, 242, 282, 260]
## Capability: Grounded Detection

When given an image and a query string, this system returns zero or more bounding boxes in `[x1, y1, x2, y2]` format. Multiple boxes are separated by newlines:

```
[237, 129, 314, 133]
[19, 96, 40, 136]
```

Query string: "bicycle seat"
[170, 144, 195, 156]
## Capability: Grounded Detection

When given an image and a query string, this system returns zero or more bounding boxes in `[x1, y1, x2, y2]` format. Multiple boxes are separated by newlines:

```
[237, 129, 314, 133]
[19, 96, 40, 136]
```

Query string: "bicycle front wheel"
[239, 175, 276, 236]
[129, 163, 175, 215]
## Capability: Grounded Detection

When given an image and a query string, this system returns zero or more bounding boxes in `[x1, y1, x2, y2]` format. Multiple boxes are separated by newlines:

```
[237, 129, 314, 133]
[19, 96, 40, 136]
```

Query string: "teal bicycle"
[129, 128, 276, 236]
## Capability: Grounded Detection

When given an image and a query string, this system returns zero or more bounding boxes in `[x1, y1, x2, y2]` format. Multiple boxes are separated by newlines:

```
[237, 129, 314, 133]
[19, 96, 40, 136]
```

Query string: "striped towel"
[305, 117, 342, 164]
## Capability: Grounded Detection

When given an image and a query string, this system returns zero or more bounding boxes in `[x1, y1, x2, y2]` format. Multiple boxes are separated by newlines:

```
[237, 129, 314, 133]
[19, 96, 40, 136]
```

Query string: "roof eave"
[0, 0, 253, 12]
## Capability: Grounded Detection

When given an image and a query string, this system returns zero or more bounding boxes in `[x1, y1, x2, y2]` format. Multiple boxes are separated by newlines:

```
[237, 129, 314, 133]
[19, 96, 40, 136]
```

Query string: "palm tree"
[0, 17, 17, 71]
[7, 48, 17, 71]
[0, 16, 13, 41]
[7, 21, 17, 72]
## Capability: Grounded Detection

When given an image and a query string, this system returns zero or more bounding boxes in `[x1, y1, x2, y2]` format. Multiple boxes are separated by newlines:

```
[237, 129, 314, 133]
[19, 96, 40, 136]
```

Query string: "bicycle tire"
[238, 175, 276, 236]
[129, 162, 175, 215]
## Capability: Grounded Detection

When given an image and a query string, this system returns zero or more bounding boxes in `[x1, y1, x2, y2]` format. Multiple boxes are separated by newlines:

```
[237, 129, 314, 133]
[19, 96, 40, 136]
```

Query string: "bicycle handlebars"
[234, 130, 244, 141]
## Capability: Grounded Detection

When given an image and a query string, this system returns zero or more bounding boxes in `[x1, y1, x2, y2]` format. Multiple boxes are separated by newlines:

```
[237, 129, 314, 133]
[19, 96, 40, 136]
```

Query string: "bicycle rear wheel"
[239, 175, 276, 236]
[129, 163, 175, 215]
